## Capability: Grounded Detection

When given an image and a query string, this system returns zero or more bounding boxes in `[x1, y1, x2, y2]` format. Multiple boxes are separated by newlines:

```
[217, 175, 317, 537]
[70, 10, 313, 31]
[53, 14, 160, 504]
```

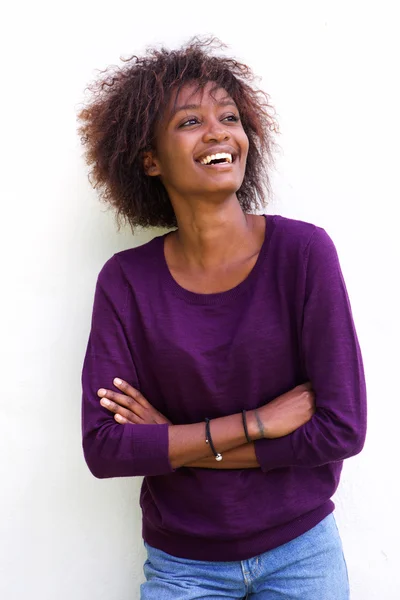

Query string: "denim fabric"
[140, 514, 349, 599]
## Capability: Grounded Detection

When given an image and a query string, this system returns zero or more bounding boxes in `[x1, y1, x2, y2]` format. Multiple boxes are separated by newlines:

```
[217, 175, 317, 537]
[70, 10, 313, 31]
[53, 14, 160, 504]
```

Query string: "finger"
[99, 396, 144, 424]
[98, 388, 135, 409]
[298, 382, 313, 392]
[114, 413, 142, 425]
[114, 413, 131, 425]
[113, 378, 151, 408]
[97, 388, 148, 421]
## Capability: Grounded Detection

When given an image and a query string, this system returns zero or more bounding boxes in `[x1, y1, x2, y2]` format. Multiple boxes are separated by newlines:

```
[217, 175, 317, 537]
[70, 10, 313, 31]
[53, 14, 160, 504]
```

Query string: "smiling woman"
[77, 37, 278, 229]
[141, 81, 250, 211]
[78, 37, 366, 599]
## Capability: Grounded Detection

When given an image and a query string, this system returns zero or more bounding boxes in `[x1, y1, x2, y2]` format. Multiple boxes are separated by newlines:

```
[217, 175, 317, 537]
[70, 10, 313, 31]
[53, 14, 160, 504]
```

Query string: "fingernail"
[97, 389, 106, 397]
[100, 398, 111, 407]
[114, 378, 122, 386]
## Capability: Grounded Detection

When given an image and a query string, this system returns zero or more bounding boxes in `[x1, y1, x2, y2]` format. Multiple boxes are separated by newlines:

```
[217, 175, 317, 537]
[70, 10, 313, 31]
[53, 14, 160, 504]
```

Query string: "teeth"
[200, 152, 233, 165]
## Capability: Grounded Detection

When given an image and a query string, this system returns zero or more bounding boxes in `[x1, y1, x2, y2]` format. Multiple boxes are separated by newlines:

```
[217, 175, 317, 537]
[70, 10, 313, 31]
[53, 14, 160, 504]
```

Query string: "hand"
[250, 382, 315, 439]
[97, 378, 172, 425]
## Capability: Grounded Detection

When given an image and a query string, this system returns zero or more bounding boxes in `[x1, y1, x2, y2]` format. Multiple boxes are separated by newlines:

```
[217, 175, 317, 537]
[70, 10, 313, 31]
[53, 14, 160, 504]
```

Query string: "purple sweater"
[81, 214, 366, 561]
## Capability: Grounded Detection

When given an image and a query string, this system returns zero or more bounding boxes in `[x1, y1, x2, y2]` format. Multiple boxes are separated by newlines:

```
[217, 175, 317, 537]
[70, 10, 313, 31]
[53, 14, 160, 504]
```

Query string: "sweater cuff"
[84, 422, 174, 478]
[254, 435, 295, 472]
[129, 423, 174, 476]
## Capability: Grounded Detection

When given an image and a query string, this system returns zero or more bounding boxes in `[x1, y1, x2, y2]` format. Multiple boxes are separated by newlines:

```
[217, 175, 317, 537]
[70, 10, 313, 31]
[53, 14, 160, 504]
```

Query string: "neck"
[170, 196, 259, 270]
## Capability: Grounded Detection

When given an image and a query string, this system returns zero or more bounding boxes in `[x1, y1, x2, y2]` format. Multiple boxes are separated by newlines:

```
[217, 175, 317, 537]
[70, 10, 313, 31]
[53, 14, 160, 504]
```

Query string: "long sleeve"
[255, 227, 367, 472]
[81, 256, 174, 478]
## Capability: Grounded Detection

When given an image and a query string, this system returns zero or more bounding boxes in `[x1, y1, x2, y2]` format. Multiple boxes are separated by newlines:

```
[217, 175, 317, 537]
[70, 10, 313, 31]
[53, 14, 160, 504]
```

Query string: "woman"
[79, 38, 366, 599]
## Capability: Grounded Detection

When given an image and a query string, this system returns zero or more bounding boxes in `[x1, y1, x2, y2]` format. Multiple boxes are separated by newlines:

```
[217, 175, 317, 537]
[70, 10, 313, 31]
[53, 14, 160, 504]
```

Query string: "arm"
[187, 443, 259, 469]
[83, 257, 267, 477]
[98, 378, 314, 470]
[168, 416, 256, 469]
[82, 257, 173, 478]
[254, 228, 367, 472]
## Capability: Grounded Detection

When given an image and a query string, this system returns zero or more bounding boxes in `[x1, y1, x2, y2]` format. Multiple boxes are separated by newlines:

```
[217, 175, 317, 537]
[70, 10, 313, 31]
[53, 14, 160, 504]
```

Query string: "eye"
[222, 114, 240, 122]
[179, 117, 200, 128]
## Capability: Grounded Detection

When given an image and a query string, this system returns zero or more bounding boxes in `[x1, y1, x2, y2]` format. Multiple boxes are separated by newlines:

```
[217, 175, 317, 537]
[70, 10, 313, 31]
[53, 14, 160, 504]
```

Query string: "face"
[144, 81, 249, 202]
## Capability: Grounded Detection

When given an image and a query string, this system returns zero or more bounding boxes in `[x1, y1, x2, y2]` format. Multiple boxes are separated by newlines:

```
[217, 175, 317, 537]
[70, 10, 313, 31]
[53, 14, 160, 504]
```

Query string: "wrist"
[247, 408, 267, 441]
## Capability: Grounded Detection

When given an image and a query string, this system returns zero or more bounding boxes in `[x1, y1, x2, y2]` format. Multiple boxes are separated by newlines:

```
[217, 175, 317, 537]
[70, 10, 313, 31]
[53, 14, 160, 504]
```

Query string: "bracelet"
[242, 410, 252, 443]
[255, 409, 266, 438]
[205, 418, 223, 461]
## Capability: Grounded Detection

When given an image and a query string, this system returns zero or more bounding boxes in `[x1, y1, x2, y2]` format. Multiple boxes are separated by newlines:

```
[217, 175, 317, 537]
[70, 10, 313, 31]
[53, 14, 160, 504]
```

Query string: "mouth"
[195, 152, 237, 167]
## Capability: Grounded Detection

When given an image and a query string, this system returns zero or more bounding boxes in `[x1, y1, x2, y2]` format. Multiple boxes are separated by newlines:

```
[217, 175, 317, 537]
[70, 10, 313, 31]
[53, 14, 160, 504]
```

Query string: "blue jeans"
[140, 514, 349, 599]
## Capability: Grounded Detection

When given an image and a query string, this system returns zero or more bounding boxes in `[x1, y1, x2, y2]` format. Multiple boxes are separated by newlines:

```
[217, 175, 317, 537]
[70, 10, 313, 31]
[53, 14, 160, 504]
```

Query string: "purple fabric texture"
[81, 214, 366, 561]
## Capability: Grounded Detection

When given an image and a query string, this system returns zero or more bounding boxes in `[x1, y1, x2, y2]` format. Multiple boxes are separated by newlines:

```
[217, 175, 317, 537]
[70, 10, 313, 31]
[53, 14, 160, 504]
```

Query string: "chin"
[206, 180, 243, 195]
[199, 173, 243, 191]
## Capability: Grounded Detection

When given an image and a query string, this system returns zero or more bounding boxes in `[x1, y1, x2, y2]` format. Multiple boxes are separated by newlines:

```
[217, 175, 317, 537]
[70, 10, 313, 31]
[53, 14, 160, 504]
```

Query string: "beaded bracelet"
[205, 418, 223, 461]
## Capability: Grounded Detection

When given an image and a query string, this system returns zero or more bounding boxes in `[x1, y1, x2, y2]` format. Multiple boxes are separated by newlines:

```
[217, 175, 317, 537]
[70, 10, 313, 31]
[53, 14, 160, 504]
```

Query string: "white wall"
[1, 1, 399, 598]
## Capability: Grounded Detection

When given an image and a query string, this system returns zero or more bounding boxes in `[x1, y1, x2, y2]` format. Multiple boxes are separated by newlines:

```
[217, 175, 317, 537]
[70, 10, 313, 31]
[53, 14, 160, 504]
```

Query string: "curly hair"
[77, 37, 279, 230]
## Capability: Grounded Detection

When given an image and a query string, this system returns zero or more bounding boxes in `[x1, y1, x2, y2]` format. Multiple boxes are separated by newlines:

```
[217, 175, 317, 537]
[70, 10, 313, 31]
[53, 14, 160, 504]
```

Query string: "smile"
[195, 152, 237, 167]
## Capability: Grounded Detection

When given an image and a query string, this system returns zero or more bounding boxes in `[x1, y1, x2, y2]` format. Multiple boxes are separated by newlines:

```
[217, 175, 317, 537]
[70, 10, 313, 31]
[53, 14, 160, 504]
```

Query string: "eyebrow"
[168, 99, 238, 123]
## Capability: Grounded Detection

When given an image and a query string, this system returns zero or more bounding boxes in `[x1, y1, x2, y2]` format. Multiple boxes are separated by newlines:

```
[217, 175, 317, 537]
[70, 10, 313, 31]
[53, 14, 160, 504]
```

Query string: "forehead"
[172, 81, 234, 106]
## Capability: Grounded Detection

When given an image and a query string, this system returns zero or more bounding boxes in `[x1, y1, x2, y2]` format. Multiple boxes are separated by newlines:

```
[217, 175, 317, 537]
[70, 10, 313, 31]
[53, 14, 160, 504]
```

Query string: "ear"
[143, 151, 161, 177]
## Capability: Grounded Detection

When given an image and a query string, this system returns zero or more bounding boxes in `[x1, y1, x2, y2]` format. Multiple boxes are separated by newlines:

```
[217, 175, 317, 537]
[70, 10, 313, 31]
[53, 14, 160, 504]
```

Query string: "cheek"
[160, 140, 194, 172]
[159, 152, 195, 187]
[241, 131, 250, 158]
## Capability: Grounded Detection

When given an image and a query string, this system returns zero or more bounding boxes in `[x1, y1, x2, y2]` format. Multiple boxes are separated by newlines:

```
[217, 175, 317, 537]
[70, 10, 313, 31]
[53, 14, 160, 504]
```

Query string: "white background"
[1, 1, 399, 598]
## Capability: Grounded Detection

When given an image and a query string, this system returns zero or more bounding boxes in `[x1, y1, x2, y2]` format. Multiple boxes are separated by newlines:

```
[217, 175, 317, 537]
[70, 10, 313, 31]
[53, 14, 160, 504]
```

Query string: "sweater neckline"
[157, 214, 275, 305]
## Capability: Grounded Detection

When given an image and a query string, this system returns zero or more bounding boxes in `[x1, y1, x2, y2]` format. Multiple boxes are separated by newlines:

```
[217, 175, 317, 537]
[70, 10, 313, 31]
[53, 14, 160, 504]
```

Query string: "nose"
[202, 118, 230, 143]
